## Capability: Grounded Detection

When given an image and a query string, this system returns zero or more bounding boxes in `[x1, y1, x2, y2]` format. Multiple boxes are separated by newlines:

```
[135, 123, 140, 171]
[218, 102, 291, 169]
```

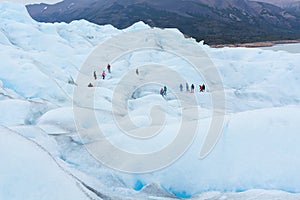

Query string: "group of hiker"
[160, 86, 167, 96]
[88, 65, 206, 97]
[89, 64, 141, 87]
[88, 64, 111, 87]
[97, 64, 111, 79]
[179, 82, 205, 93]
[160, 82, 206, 97]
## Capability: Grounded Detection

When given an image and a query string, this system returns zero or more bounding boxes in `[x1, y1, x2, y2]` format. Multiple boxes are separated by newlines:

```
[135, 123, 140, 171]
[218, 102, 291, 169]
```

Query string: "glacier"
[1, 1, 300, 200]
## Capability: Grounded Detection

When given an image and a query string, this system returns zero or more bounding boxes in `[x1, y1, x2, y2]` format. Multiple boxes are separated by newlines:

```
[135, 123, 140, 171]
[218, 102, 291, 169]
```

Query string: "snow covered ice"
[1, 2, 300, 200]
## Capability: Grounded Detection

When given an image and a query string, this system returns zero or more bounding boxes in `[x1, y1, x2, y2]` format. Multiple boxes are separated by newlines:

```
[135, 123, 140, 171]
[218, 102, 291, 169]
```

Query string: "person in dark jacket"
[163, 86, 167, 96]
[93, 71, 97, 80]
[107, 64, 111, 73]
[191, 84, 194, 93]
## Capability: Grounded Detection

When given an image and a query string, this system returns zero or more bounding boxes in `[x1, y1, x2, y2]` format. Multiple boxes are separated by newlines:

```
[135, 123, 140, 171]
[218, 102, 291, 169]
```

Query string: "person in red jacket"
[102, 70, 106, 79]
[160, 88, 165, 96]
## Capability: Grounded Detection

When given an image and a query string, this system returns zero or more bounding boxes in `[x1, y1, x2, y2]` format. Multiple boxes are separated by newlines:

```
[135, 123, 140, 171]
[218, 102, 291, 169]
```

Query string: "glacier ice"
[1, 2, 300, 200]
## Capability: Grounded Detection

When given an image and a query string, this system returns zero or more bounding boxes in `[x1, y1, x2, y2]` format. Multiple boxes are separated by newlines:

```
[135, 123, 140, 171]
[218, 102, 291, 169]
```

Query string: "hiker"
[179, 83, 183, 91]
[160, 88, 165, 96]
[107, 64, 111, 73]
[136, 68, 139, 75]
[191, 84, 194, 93]
[202, 84, 205, 92]
[186, 82, 189, 91]
[93, 71, 97, 80]
[199, 85, 203, 92]
[163, 86, 167, 96]
[102, 70, 106, 80]
[88, 82, 93, 87]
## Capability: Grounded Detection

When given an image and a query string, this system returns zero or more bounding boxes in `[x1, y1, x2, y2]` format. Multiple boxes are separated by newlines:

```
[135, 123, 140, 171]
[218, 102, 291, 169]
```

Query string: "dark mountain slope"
[26, 0, 300, 45]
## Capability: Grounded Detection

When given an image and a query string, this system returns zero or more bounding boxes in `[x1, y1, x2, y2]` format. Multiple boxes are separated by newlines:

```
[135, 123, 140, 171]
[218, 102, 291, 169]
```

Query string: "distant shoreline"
[210, 39, 300, 48]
